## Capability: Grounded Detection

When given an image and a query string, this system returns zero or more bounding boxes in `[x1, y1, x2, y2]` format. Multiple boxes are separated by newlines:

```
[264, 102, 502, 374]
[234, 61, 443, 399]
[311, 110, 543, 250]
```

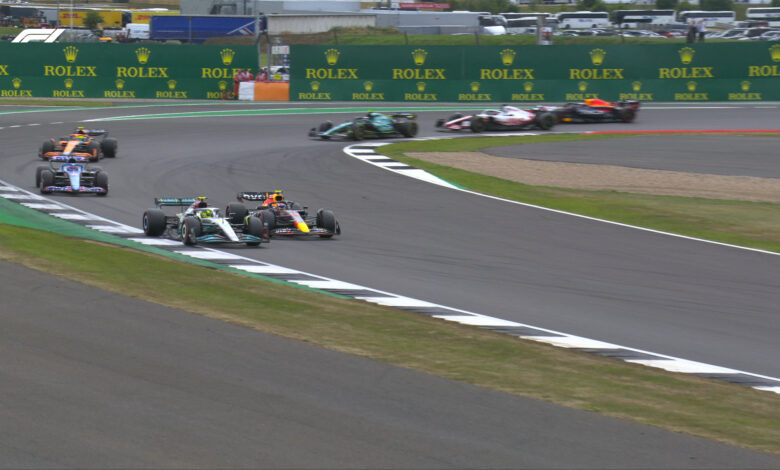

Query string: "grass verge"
[0, 223, 778, 454]
[381, 133, 780, 253]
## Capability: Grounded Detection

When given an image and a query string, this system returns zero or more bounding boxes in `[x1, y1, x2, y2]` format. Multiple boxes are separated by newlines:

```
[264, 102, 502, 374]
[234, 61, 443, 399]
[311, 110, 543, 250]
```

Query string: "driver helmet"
[199, 209, 213, 218]
[76, 126, 86, 134]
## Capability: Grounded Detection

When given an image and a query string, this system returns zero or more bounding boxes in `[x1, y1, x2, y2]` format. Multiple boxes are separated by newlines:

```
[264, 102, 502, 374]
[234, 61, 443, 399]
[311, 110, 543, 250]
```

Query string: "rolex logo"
[220, 48, 235, 65]
[167, 80, 177, 90]
[64, 78, 73, 89]
[324, 48, 340, 66]
[218, 80, 227, 91]
[523, 81, 533, 92]
[363, 81, 374, 92]
[687, 81, 697, 91]
[63, 45, 79, 63]
[589, 48, 606, 66]
[632, 81, 642, 92]
[470, 81, 480, 92]
[500, 48, 516, 66]
[12, 77, 21, 89]
[115, 79, 125, 90]
[416, 81, 426, 92]
[678, 47, 695, 65]
[740, 80, 750, 92]
[578, 81, 588, 92]
[411, 48, 428, 66]
[310, 81, 320, 91]
[135, 47, 151, 64]
[770, 44, 780, 62]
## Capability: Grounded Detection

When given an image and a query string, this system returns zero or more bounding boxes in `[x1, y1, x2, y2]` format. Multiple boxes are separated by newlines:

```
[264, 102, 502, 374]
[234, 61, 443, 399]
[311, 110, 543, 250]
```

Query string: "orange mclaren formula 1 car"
[39, 127, 118, 162]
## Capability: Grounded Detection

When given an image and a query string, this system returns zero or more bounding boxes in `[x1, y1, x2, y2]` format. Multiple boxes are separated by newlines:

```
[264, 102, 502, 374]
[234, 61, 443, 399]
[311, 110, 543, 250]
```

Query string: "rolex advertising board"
[0, 42, 256, 100]
[290, 43, 780, 102]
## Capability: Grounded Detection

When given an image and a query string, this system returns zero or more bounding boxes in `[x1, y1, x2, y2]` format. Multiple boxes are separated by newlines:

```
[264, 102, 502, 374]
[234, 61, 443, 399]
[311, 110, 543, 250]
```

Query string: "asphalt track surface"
[1, 102, 779, 467]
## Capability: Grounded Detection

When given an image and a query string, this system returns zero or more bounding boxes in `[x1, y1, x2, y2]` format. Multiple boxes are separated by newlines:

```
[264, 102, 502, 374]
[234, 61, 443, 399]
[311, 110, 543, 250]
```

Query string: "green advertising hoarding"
[0, 42, 258, 100]
[290, 43, 780, 102]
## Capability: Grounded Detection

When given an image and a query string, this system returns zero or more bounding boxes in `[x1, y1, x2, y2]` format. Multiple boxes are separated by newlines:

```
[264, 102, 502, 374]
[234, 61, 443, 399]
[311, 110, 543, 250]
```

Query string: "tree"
[772, 0, 780, 7]
[83, 11, 104, 30]
[656, 0, 678, 9]
[700, 0, 734, 10]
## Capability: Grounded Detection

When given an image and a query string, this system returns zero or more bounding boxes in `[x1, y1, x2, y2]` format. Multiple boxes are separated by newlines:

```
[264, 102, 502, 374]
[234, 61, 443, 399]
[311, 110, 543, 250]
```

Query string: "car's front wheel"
[182, 216, 201, 245]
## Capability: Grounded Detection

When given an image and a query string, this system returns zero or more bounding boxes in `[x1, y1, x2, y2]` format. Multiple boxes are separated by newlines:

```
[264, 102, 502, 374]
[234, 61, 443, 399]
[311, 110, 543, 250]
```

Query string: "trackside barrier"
[290, 43, 780, 102]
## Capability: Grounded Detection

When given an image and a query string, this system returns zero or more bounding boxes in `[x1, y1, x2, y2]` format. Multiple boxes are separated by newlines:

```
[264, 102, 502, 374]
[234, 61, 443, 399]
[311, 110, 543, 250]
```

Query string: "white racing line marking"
[339, 142, 780, 394]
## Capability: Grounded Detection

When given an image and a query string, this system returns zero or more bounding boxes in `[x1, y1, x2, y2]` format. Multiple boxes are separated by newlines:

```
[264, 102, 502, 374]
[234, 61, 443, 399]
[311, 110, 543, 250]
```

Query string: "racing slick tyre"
[351, 122, 366, 141]
[94, 171, 108, 196]
[261, 209, 276, 233]
[39, 170, 54, 193]
[395, 121, 418, 138]
[182, 216, 201, 245]
[535, 112, 556, 131]
[143, 209, 167, 236]
[39, 140, 54, 159]
[619, 108, 636, 123]
[470, 117, 486, 133]
[87, 141, 100, 161]
[226, 202, 249, 225]
[35, 165, 49, 188]
[101, 137, 118, 158]
[317, 209, 338, 239]
[318, 121, 334, 132]
[246, 215, 265, 246]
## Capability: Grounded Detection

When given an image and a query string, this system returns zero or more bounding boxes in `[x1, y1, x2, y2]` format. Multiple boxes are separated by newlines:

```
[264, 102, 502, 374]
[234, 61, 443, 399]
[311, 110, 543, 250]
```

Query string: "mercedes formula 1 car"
[142, 196, 267, 247]
[39, 127, 118, 162]
[35, 155, 108, 196]
[309, 112, 418, 140]
[542, 99, 640, 123]
[236, 191, 341, 239]
[435, 105, 557, 132]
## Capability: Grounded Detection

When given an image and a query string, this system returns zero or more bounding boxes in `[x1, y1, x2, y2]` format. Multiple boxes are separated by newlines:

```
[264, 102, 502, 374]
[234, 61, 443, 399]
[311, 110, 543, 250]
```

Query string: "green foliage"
[576, 0, 609, 11]
[700, 0, 734, 10]
[656, 0, 678, 9]
[83, 10, 105, 30]
[676, 1, 697, 12]
[449, 0, 519, 13]
[773, 0, 780, 7]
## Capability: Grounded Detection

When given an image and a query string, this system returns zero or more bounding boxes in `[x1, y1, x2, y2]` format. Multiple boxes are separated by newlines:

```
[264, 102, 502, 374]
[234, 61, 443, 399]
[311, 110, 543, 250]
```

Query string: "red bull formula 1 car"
[435, 105, 557, 132]
[236, 191, 341, 238]
[541, 99, 640, 123]
[39, 127, 118, 162]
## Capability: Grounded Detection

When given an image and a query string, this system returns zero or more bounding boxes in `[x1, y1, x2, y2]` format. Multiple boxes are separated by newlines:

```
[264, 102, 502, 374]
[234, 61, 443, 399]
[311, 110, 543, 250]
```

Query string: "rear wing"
[154, 197, 198, 208]
[236, 191, 282, 202]
[390, 113, 416, 119]
[85, 129, 107, 136]
[50, 155, 90, 163]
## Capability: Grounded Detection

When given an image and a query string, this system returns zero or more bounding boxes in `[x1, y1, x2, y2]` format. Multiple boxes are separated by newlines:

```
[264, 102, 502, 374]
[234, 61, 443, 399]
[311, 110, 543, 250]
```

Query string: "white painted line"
[128, 237, 182, 246]
[627, 359, 739, 374]
[524, 335, 622, 350]
[174, 250, 245, 260]
[357, 296, 440, 308]
[88, 225, 143, 234]
[228, 264, 302, 274]
[755, 386, 780, 393]
[50, 213, 94, 221]
[27, 123, 40, 126]
[435, 315, 521, 327]
[0, 186, 20, 192]
[290, 279, 369, 290]
[1, 193, 45, 200]
[20, 203, 65, 210]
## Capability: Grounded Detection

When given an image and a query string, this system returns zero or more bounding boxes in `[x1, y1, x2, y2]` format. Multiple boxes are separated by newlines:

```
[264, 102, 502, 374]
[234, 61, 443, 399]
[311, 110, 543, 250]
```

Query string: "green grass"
[381, 133, 780, 253]
[0, 223, 778, 454]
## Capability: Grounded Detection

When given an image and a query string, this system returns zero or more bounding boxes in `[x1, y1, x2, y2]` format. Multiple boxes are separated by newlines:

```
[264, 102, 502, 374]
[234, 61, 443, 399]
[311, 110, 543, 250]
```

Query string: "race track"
[0, 101, 778, 467]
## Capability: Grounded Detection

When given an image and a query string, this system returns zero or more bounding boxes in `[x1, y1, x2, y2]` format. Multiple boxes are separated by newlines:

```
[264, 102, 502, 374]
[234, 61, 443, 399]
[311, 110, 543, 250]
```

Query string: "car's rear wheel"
[39, 170, 54, 193]
[470, 117, 486, 133]
[94, 171, 108, 196]
[226, 202, 248, 224]
[143, 209, 167, 236]
[317, 209, 338, 238]
[535, 112, 556, 131]
[182, 216, 201, 245]
[395, 121, 418, 137]
[246, 215, 264, 246]
[619, 108, 636, 123]
[101, 137, 118, 158]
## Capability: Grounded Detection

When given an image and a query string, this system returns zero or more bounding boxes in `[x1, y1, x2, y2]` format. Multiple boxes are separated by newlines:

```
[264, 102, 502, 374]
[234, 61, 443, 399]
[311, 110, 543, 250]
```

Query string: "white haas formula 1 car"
[435, 105, 557, 133]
